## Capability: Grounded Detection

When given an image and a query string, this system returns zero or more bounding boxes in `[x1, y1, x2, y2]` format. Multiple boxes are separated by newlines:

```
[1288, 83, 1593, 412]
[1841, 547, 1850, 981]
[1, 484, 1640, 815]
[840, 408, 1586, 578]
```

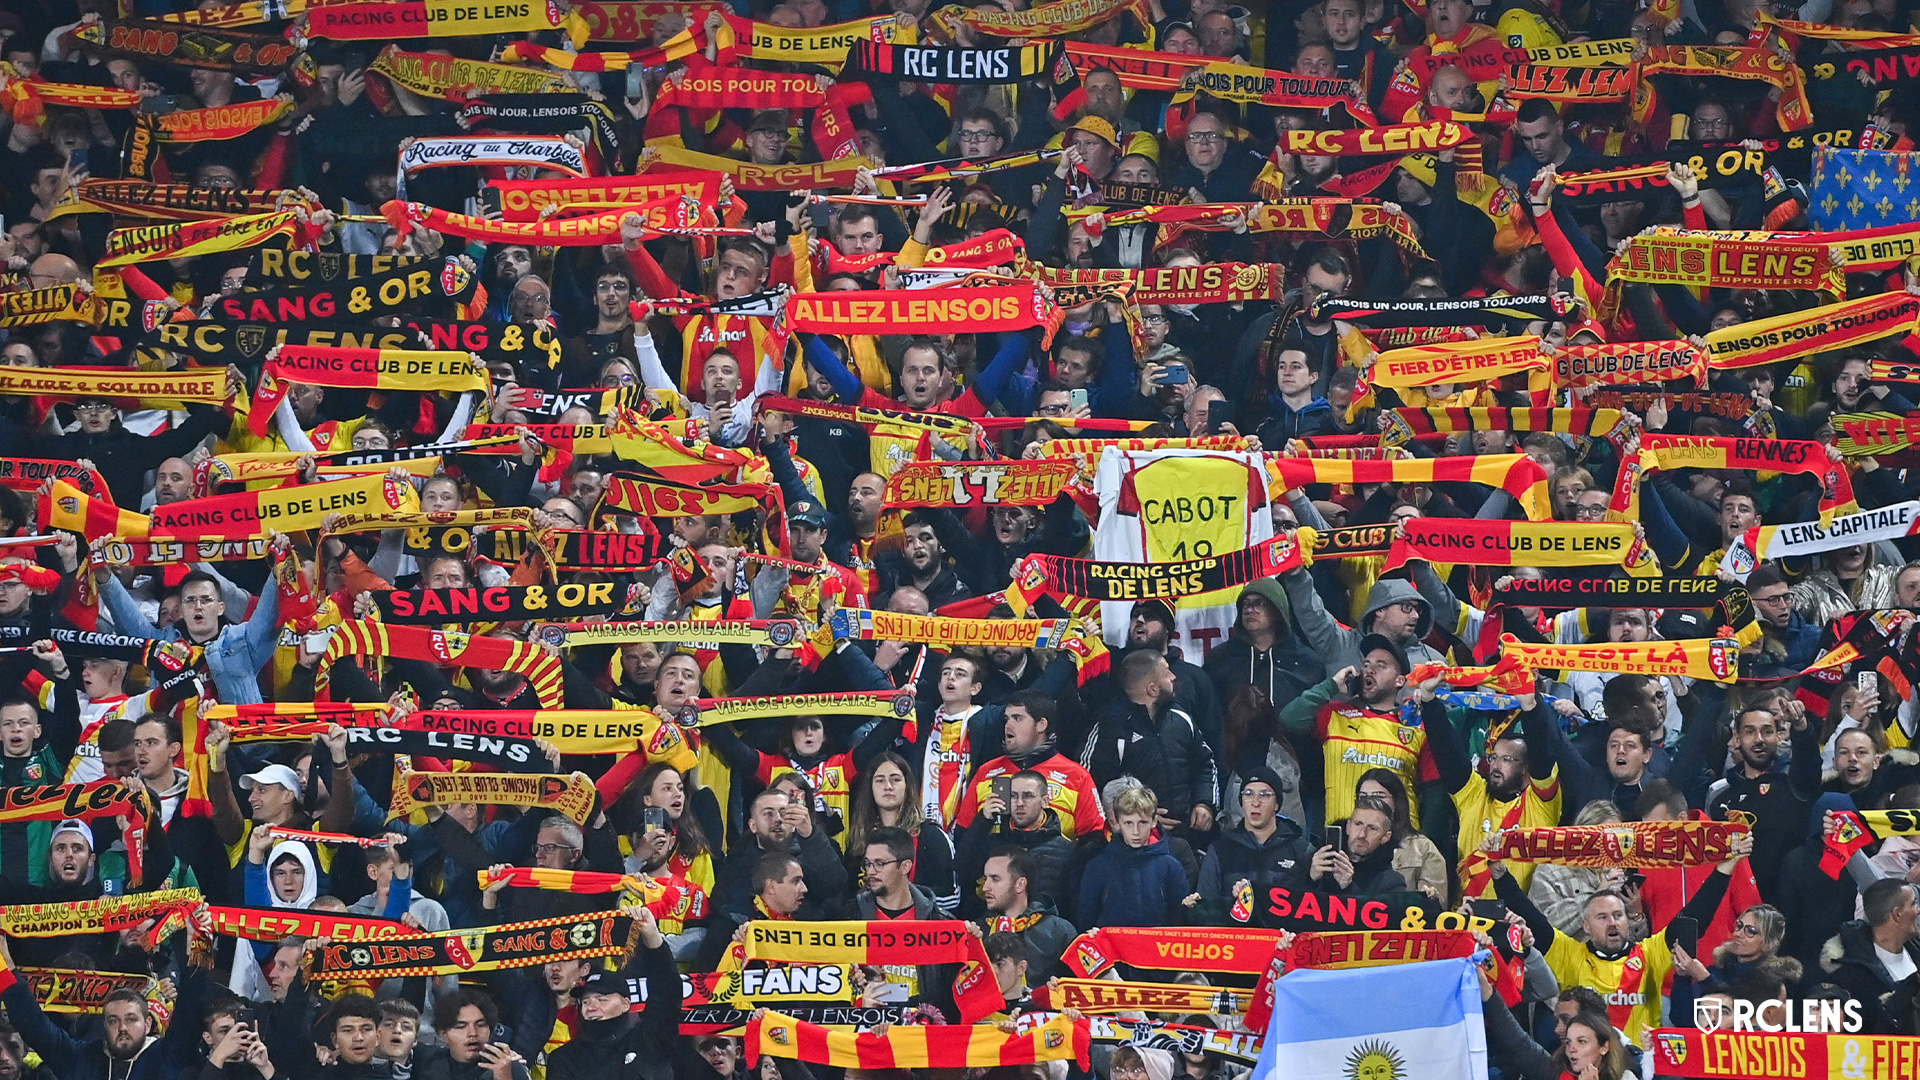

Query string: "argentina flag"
[1249, 958, 1488, 1080]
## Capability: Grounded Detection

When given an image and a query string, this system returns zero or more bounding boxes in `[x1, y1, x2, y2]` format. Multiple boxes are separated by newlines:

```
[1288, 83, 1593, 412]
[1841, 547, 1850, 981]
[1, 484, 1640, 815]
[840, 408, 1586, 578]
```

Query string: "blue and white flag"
[1249, 957, 1488, 1080]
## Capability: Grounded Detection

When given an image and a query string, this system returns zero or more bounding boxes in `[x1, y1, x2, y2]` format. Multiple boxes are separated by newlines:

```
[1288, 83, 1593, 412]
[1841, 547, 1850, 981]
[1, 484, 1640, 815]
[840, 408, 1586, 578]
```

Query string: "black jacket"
[1080, 700, 1218, 818]
[1705, 719, 1823, 903]
[990, 897, 1078, 984]
[1819, 919, 1920, 1034]
[953, 808, 1074, 920]
[1195, 820, 1312, 925]
[543, 941, 682, 1080]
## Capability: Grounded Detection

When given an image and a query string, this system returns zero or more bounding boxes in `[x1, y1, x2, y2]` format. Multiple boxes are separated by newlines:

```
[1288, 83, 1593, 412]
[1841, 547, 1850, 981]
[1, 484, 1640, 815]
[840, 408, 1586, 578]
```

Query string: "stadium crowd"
[2, 0, 1920, 1077]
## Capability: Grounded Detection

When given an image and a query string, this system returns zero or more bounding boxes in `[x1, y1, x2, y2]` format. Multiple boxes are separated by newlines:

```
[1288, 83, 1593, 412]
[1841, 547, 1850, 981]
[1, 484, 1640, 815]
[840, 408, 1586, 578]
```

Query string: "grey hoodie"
[1279, 569, 1444, 673]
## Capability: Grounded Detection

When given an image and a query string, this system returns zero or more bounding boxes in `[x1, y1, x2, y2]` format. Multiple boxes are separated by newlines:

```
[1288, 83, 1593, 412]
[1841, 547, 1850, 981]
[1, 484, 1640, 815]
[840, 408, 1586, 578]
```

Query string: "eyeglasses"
[1753, 592, 1791, 605]
[1186, 131, 1225, 143]
[595, 280, 630, 292]
[1142, 313, 1169, 324]
[861, 858, 898, 871]
[1241, 787, 1277, 801]
[532, 842, 578, 857]
[180, 594, 221, 607]
[1037, 403, 1069, 415]
[1573, 504, 1608, 519]
[1486, 753, 1526, 766]
[1732, 922, 1763, 936]
[957, 129, 998, 143]
[75, 402, 115, 414]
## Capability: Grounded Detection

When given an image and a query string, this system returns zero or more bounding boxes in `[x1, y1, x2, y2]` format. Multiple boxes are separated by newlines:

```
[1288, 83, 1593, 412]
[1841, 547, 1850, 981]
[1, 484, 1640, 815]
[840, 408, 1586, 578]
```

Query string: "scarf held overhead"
[741, 921, 1000, 1023]
[1494, 820, 1750, 866]
[308, 912, 635, 979]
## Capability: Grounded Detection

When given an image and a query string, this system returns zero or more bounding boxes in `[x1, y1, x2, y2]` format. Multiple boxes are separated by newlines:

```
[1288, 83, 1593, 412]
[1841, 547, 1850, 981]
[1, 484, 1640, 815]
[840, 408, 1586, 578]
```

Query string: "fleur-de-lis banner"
[1809, 145, 1920, 230]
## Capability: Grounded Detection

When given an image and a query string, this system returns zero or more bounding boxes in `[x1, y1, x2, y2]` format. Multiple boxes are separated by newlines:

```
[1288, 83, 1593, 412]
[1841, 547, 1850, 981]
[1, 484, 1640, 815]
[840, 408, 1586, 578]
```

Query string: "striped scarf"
[321, 621, 563, 708]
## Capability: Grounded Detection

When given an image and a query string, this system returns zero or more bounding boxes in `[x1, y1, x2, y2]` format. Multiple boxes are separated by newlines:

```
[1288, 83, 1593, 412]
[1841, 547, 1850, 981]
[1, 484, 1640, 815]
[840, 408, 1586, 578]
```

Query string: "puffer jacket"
[1079, 833, 1191, 929]
[1819, 919, 1920, 1033]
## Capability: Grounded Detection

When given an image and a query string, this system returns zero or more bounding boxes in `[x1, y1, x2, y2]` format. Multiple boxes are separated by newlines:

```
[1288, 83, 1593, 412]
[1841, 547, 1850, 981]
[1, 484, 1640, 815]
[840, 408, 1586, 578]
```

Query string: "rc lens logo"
[1694, 996, 1865, 1034]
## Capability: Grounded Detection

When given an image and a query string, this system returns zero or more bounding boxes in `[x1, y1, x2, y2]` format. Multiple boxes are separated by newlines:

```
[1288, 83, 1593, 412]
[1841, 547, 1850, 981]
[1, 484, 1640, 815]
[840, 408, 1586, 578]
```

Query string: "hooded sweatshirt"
[1280, 570, 1445, 674]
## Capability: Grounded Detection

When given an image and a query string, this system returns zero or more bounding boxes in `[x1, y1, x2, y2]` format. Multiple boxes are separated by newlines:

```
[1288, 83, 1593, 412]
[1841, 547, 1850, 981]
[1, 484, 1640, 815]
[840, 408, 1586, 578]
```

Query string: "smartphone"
[626, 65, 646, 100]
[1155, 363, 1190, 386]
[1207, 399, 1232, 435]
[303, 628, 334, 653]
[1069, 388, 1088, 412]
[1859, 670, 1875, 695]
[641, 805, 668, 831]
[1341, 669, 1360, 696]
[991, 776, 1012, 813]
[1671, 915, 1699, 960]
[480, 187, 504, 218]
[787, 788, 804, 806]
[1468, 899, 1508, 924]
[1324, 825, 1345, 854]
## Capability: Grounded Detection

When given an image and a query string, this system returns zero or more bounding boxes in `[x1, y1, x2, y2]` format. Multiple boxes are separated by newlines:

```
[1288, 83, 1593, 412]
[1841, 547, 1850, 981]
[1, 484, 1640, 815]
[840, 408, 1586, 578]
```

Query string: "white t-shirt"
[1875, 942, 1917, 984]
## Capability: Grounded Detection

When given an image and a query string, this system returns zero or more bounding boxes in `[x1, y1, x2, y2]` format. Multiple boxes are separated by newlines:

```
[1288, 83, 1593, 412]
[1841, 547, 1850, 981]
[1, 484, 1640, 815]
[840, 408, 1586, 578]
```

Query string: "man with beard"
[1492, 829, 1753, 1049]
[708, 787, 848, 937]
[1082, 651, 1217, 835]
[0, 970, 187, 1080]
[1278, 637, 1437, 832]
[1422, 674, 1563, 900]
[0, 1020, 43, 1080]
[878, 511, 971, 609]
[978, 850, 1077, 982]
[954, 768, 1076, 916]
[1297, 794, 1407, 897]
[433, 990, 530, 1080]
[1104, 599, 1220, 751]
[561, 262, 639, 380]
[544, 907, 678, 1080]
[1708, 705, 1823, 903]
[487, 245, 534, 321]
[960, 692, 1106, 843]
[146, 458, 195, 510]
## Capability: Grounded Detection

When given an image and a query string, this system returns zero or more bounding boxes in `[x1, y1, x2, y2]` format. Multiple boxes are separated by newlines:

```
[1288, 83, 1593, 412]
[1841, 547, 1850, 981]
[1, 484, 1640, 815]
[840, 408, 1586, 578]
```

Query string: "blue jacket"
[1078, 833, 1190, 929]
[100, 571, 281, 705]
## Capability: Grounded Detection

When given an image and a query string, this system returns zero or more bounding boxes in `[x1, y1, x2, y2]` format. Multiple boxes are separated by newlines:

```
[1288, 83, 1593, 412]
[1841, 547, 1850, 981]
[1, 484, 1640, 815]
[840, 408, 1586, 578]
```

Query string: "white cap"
[239, 763, 303, 795]
[49, 819, 92, 848]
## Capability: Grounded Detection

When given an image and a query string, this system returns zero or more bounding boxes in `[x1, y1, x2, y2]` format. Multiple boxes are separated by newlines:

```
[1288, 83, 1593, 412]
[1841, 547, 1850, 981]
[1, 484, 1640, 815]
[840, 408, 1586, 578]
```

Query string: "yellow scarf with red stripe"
[748, 1010, 1088, 1070]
